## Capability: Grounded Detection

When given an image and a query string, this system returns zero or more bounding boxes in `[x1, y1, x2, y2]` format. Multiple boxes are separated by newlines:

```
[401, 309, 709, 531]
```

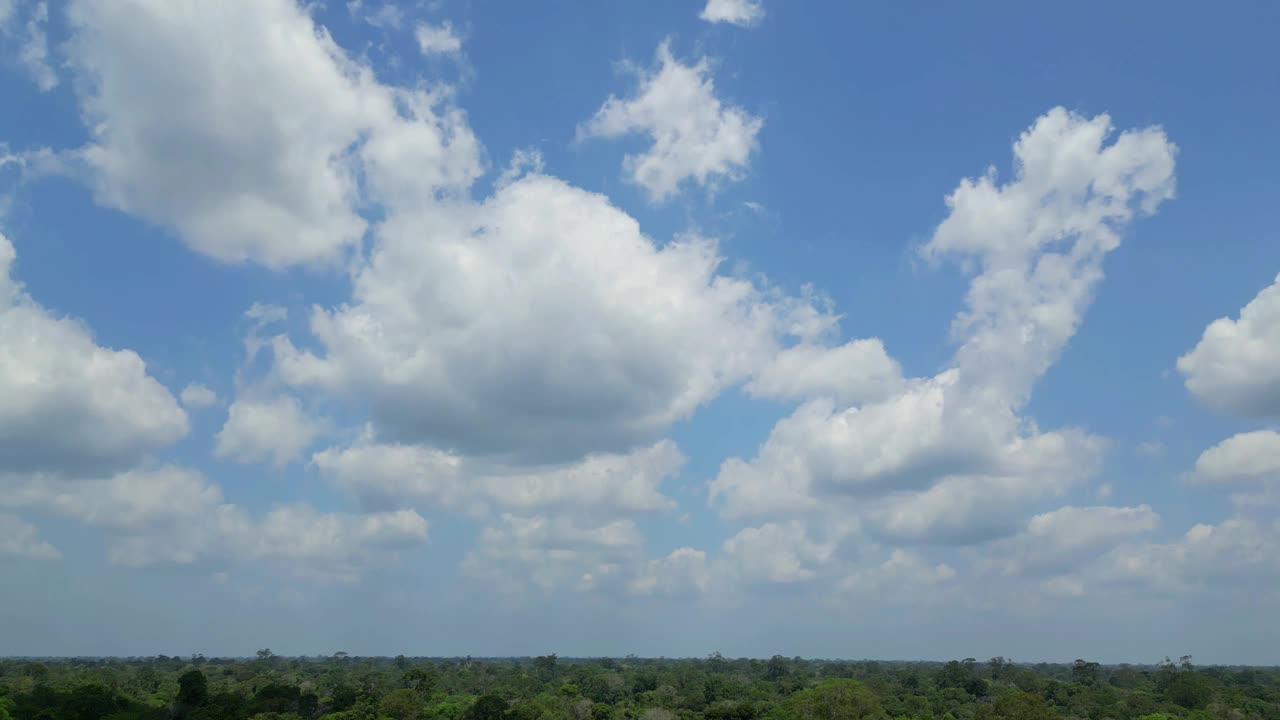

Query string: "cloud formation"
[0, 233, 188, 477]
[1179, 274, 1280, 418]
[579, 41, 762, 201]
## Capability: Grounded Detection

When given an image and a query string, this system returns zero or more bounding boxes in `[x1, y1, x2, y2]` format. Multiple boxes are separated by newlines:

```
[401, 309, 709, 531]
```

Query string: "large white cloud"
[275, 174, 831, 464]
[578, 40, 762, 202]
[64, 0, 481, 268]
[1178, 274, 1280, 418]
[710, 108, 1177, 547]
[0, 233, 188, 476]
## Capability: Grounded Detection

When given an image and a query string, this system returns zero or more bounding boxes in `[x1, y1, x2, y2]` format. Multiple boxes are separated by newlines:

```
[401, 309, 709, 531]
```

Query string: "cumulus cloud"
[63, 0, 481, 268]
[274, 174, 831, 464]
[461, 514, 644, 595]
[1178, 274, 1280, 418]
[746, 339, 905, 406]
[0, 462, 426, 582]
[415, 21, 461, 55]
[0, 513, 60, 560]
[179, 383, 218, 410]
[1089, 517, 1280, 594]
[312, 436, 682, 515]
[215, 394, 324, 467]
[710, 108, 1177, 548]
[839, 549, 956, 596]
[1191, 430, 1280, 484]
[0, 233, 188, 476]
[629, 547, 711, 596]
[578, 40, 762, 201]
[977, 505, 1161, 577]
[0, 466, 223, 531]
[699, 0, 764, 27]
[719, 522, 836, 584]
[245, 504, 428, 585]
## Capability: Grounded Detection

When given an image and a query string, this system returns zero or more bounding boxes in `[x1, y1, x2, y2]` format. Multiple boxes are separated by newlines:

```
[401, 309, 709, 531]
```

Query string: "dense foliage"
[2, 653, 1276, 720]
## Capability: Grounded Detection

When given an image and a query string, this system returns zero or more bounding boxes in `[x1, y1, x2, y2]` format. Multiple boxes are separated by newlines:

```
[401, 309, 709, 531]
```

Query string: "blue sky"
[1, 0, 1279, 663]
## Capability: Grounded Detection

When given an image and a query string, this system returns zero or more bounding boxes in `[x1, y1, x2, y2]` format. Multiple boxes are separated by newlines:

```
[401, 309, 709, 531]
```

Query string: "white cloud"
[215, 395, 323, 467]
[629, 547, 711, 596]
[179, 383, 218, 409]
[64, 0, 481, 268]
[17, 1, 56, 91]
[978, 504, 1161, 577]
[415, 21, 461, 55]
[0, 513, 60, 560]
[719, 521, 836, 584]
[839, 549, 956, 596]
[711, 108, 1177, 548]
[1178, 274, 1280, 418]
[246, 505, 428, 585]
[578, 40, 762, 202]
[460, 514, 643, 595]
[0, 233, 188, 476]
[1191, 430, 1280, 484]
[312, 436, 682, 515]
[274, 174, 831, 464]
[1091, 517, 1280, 594]
[0, 461, 426, 582]
[699, 0, 764, 27]
[746, 339, 905, 406]
[1, 466, 223, 531]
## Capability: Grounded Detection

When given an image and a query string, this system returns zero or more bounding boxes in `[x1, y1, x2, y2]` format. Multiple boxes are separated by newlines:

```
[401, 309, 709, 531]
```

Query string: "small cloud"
[699, 0, 765, 27]
[180, 383, 219, 410]
[1154, 415, 1174, 429]
[415, 21, 462, 56]
[1136, 440, 1166, 460]
[1095, 483, 1113, 500]
[743, 200, 765, 214]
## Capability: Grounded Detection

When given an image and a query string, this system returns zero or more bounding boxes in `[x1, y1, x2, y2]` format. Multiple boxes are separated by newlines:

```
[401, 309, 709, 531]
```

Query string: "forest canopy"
[1, 653, 1276, 720]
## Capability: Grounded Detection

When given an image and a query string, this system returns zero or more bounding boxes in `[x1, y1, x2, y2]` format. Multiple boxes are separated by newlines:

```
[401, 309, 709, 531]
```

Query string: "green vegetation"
[1, 653, 1275, 720]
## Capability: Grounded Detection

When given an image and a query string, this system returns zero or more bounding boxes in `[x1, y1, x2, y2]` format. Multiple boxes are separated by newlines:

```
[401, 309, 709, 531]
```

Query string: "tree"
[786, 680, 886, 720]
[177, 670, 209, 708]
[988, 692, 1056, 720]
[1071, 660, 1100, 686]
[403, 666, 438, 697]
[378, 689, 424, 720]
[464, 694, 509, 720]
[1165, 673, 1213, 710]
[767, 657, 788, 683]
[534, 655, 559, 682]
[256, 649, 277, 663]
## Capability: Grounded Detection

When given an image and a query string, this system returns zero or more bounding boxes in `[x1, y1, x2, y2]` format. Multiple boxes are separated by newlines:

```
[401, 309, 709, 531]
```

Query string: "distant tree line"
[1, 651, 1275, 720]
